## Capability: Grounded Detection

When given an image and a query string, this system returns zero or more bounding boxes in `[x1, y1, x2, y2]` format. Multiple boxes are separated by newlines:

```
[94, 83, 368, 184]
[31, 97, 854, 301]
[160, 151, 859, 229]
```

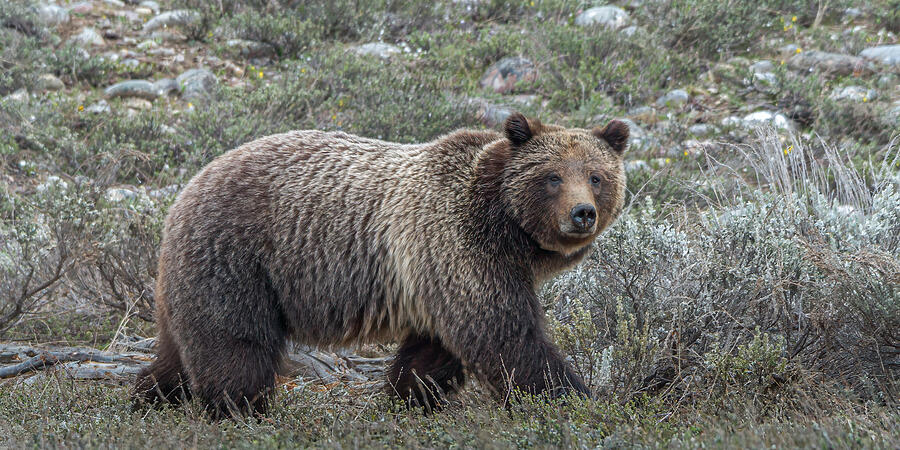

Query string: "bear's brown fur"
[134, 113, 628, 417]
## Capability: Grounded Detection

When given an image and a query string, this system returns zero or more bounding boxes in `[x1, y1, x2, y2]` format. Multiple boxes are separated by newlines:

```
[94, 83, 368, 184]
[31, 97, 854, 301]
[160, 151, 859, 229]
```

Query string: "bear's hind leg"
[386, 334, 465, 411]
[133, 321, 191, 406]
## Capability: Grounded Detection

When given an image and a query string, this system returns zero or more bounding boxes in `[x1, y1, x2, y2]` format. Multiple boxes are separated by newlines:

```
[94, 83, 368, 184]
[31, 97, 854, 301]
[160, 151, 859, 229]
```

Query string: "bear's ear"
[592, 120, 629, 154]
[504, 112, 535, 146]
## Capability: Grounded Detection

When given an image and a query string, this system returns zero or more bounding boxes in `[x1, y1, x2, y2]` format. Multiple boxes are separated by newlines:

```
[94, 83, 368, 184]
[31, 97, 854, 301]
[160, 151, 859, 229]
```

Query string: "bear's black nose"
[570, 204, 596, 231]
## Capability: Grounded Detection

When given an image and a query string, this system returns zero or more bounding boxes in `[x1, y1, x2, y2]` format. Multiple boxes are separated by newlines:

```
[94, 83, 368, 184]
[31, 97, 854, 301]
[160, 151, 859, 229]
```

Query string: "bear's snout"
[569, 203, 596, 233]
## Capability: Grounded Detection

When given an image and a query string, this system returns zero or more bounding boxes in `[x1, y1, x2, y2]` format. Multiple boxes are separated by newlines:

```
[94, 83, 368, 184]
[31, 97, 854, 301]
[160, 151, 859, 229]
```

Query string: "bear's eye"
[548, 174, 562, 186]
[590, 175, 601, 186]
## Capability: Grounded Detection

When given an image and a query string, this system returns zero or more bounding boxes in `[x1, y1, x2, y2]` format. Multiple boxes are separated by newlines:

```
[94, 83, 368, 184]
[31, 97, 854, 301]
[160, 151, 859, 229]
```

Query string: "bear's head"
[482, 112, 628, 256]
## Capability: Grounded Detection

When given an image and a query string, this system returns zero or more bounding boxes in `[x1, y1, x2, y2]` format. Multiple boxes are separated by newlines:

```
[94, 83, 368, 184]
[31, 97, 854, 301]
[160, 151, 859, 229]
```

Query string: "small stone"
[480, 57, 536, 94]
[720, 116, 742, 127]
[36, 4, 69, 25]
[104, 80, 159, 100]
[742, 111, 795, 131]
[876, 73, 898, 89]
[625, 160, 650, 173]
[655, 89, 689, 108]
[153, 78, 179, 96]
[105, 188, 138, 202]
[67, 2, 93, 14]
[688, 124, 717, 137]
[788, 50, 871, 76]
[574, 6, 630, 29]
[843, 8, 862, 19]
[226, 39, 277, 59]
[779, 44, 800, 56]
[176, 68, 217, 100]
[619, 26, 639, 37]
[121, 58, 141, 69]
[36, 176, 68, 193]
[829, 86, 877, 103]
[137, 40, 158, 50]
[103, 0, 125, 7]
[860, 45, 900, 67]
[626, 106, 655, 122]
[139, 1, 160, 13]
[69, 27, 105, 47]
[2, 89, 29, 103]
[142, 10, 200, 33]
[147, 47, 176, 56]
[148, 30, 186, 42]
[35, 74, 65, 92]
[149, 184, 180, 199]
[85, 99, 111, 114]
[124, 98, 153, 110]
[749, 60, 775, 74]
[353, 42, 401, 59]
[135, 7, 153, 15]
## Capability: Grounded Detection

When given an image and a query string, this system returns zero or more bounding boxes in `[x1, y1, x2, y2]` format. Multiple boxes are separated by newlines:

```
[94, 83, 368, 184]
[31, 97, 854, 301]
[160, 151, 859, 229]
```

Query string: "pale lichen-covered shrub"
[546, 133, 900, 410]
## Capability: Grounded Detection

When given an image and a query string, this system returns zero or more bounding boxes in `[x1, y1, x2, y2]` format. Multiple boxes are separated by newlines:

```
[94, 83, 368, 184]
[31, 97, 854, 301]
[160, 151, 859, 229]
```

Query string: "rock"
[887, 102, 900, 125]
[860, 45, 900, 67]
[176, 68, 217, 99]
[105, 188, 139, 202]
[85, 100, 111, 114]
[829, 86, 876, 103]
[135, 7, 153, 15]
[148, 30, 186, 42]
[720, 116, 742, 127]
[655, 89, 689, 108]
[147, 47, 176, 56]
[68, 2, 93, 14]
[741, 111, 795, 131]
[877, 73, 898, 89]
[480, 57, 536, 94]
[69, 27, 105, 47]
[352, 42, 401, 59]
[2, 89, 29, 103]
[124, 98, 153, 110]
[139, 1, 160, 13]
[788, 50, 870, 76]
[153, 78, 179, 96]
[688, 124, 717, 137]
[627, 106, 655, 122]
[36, 176, 68, 193]
[226, 39, 277, 59]
[843, 8, 862, 20]
[625, 160, 650, 173]
[574, 6, 630, 29]
[121, 58, 140, 69]
[103, 0, 125, 7]
[142, 10, 200, 33]
[464, 98, 513, 127]
[35, 4, 69, 25]
[104, 80, 159, 100]
[137, 40, 157, 50]
[149, 184, 180, 199]
[778, 44, 799, 58]
[749, 60, 775, 74]
[35, 74, 64, 92]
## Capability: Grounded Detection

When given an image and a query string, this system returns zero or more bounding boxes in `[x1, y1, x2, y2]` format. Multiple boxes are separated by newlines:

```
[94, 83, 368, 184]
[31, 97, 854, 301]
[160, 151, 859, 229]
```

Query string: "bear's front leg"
[386, 333, 465, 411]
[437, 287, 591, 403]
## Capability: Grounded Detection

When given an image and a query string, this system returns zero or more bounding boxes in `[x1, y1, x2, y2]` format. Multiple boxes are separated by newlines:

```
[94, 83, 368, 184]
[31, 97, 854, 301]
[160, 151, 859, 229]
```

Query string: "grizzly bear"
[134, 113, 628, 417]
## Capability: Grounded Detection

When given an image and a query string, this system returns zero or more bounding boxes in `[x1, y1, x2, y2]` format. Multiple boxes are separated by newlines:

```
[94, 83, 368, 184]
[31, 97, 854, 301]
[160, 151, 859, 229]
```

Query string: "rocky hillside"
[1, 0, 899, 447]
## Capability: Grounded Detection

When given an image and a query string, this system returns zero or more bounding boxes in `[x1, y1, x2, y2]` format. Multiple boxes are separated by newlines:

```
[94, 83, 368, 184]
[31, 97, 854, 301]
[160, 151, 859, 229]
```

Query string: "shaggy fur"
[134, 113, 628, 417]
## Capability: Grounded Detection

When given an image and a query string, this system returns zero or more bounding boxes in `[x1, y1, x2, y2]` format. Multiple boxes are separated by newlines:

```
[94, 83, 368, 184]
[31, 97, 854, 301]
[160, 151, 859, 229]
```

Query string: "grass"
[1, 0, 898, 446]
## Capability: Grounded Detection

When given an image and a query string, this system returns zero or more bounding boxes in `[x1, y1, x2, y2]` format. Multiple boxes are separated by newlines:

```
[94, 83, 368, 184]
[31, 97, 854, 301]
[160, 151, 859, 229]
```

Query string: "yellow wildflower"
[338, 99, 344, 107]
[331, 114, 337, 120]
[791, 15, 797, 22]
[78, 105, 84, 112]
[187, 102, 193, 108]
[683, 150, 689, 156]
[863, 97, 868, 103]
[796, 47, 802, 54]
[258, 71, 264, 79]
[665, 158, 671, 164]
